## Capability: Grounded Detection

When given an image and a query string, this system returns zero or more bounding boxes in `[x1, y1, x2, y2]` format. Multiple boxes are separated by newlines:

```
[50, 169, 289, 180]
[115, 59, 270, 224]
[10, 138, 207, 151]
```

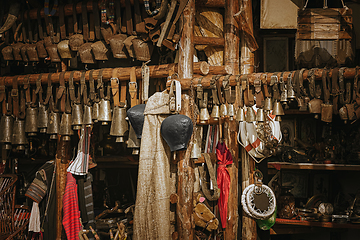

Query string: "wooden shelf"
[274, 218, 360, 230]
[268, 162, 360, 171]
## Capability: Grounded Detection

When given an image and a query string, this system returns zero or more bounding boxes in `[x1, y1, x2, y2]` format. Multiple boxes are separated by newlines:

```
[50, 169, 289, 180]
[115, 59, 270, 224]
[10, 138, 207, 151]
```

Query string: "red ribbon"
[216, 142, 233, 229]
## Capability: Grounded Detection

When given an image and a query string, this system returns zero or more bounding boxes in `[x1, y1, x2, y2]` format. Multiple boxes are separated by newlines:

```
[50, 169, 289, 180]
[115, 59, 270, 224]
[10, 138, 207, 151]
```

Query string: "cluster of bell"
[208, 104, 236, 122]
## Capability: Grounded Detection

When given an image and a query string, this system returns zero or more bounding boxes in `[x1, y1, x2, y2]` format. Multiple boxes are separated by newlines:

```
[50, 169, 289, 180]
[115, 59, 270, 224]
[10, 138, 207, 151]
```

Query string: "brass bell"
[83, 105, 93, 127]
[288, 88, 296, 99]
[110, 106, 128, 142]
[190, 134, 202, 159]
[273, 101, 284, 116]
[12, 119, 27, 150]
[280, 89, 288, 103]
[220, 104, 227, 118]
[211, 105, 220, 121]
[98, 99, 112, 125]
[92, 101, 100, 123]
[47, 112, 60, 140]
[72, 103, 83, 130]
[228, 104, 235, 120]
[25, 107, 38, 136]
[256, 108, 265, 122]
[275, 115, 282, 122]
[235, 107, 245, 122]
[199, 107, 210, 124]
[321, 103, 333, 123]
[59, 113, 74, 141]
[339, 106, 348, 124]
[246, 106, 256, 123]
[0, 115, 14, 149]
[264, 98, 273, 111]
[38, 104, 49, 133]
[127, 124, 140, 155]
[308, 98, 323, 119]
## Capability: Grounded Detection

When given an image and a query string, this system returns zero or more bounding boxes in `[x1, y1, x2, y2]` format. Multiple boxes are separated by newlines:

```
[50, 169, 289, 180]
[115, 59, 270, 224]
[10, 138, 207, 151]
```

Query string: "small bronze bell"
[59, 113, 74, 141]
[275, 115, 282, 122]
[38, 104, 49, 133]
[308, 98, 323, 119]
[25, 107, 38, 136]
[92, 102, 100, 123]
[273, 101, 284, 116]
[339, 106, 348, 124]
[321, 103, 333, 123]
[127, 124, 140, 155]
[72, 104, 83, 130]
[0, 115, 14, 149]
[199, 108, 210, 124]
[256, 108, 265, 122]
[211, 105, 220, 121]
[47, 112, 60, 140]
[98, 99, 112, 125]
[235, 107, 245, 122]
[246, 106, 256, 123]
[228, 104, 235, 120]
[288, 88, 296, 99]
[110, 106, 128, 142]
[12, 119, 27, 150]
[264, 98, 273, 111]
[220, 104, 227, 118]
[83, 105, 93, 127]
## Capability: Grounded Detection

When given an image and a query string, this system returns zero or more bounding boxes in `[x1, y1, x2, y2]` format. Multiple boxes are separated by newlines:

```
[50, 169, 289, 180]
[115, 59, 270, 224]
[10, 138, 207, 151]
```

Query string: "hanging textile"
[216, 142, 233, 229]
[63, 172, 82, 240]
[133, 91, 172, 240]
[28, 202, 41, 233]
[205, 125, 219, 153]
[68, 126, 92, 175]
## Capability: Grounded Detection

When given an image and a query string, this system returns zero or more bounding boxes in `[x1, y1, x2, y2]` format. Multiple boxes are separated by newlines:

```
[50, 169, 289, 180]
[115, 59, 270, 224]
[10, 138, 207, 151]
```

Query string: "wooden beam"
[55, 136, 70, 240]
[224, 0, 240, 75]
[194, 36, 225, 46]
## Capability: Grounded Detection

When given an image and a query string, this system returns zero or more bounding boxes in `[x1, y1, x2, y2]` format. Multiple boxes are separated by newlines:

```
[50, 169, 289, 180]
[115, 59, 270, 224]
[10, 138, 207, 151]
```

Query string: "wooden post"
[176, 0, 195, 238]
[55, 136, 70, 240]
[224, 118, 239, 239]
[240, 0, 257, 239]
[224, 0, 240, 75]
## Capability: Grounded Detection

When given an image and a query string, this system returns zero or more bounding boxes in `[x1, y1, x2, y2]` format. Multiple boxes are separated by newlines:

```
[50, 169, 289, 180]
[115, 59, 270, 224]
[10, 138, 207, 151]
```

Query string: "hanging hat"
[161, 114, 193, 151]
[127, 104, 146, 139]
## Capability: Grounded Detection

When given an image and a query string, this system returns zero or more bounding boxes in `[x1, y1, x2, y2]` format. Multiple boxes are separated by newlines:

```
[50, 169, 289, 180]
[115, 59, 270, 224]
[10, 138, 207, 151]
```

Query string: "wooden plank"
[268, 162, 360, 171]
[275, 218, 360, 229]
[297, 31, 352, 40]
[298, 8, 352, 17]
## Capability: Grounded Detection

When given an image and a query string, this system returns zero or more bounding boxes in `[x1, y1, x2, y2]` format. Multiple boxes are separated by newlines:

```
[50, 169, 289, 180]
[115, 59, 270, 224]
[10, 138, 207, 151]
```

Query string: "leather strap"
[73, 3, 78, 34]
[197, 77, 204, 107]
[44, 13, 54, 43]
[322, 69, 331, 104]
[80, 71, 88, 105]
[120, 80, 127, 107]
[59, 4, 66, 40]
[12, 76, 19, 118]
[142, 62, 150, 103]
[115, 0, 122, 34]
[5, 91, 12, 116]
[242, 75, 249, 107]
[308, 68, 316, 98]
[262, 74, 270, 98]
[93, 0, 101, 39]
[37, 8, 44, 40]
[105, 83, 111, 101]
[23, 75, 31, 104]
[19, 89, 26, 119]
[198, 153, 220, 201]
[0, 77, 6, 104]
[57, 72, 66, 112]
[222, 75, 233, 104]
[89, 69, 95, 101]
[97, 69, 105, 99]
[31, 88, 37, 108]
[133, 0, 142, 33]
[69, 71, 76, 103]
[294, 70, 301, 99]
[279, 72, 287, 102]
[339, 67, 350, 105]
[254, 76, 263, 108]
[21, 11, 27, 43]
[299, 68, 307, 97]
[129, 67, 138, 107]
[27, 10, 33, 43]
[248, 78, 254, 106]
[89, 11, 95, 41]
[65, 87, 71, 114]
[82, 1, 89, 41]
[35, 73, 44, 104]
[216, 76, 226, 105]
[111, 69, 120, 107]
[235, 75, 242, 107]
[353, 66, 359, 102]
[271, 73, 280, 101]
[331, 68, 340, 114]
[125, 0, 134, 35]
[44, 73, 53, 105]
[210, 75, 220, 105]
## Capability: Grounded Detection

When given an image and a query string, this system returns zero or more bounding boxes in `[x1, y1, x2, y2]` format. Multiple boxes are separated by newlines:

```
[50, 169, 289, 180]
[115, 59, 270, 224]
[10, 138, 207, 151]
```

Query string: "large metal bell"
[110, 106, 128, 142]
[92, 102, 100, 122]
[47, 112, 60, 140]
[235, 107, 245, 122]
[25, 107, 38, 136]
[264, 98, 273, 111]
[220, 104, 227, 118]
[127, 124, 140, 155]
[199, 107, 210, 124]
[59, 113, 74, 141]
[246, 106, 256, 123]
[0, 115, 14, 149]
[321, 103, 333, 123]
[273, 101, 284, 116]
[83, 105, 93, 127]
[308, 98, 323, 119]
[228, 104, 235, 120]
[256, 108, 265, 122]
[38, 104, 49, 133]
[72, 104, 83, 130]
[98, 99, 112, 125]
[211, 105, 220, 121]
[12, 119, 27, 150]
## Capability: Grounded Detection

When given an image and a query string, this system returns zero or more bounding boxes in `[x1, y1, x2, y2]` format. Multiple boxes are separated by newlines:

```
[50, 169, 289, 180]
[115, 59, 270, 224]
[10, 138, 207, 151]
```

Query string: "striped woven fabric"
[144, 0, 162, 16]
[67, 126, 92, 176]
[44, 0, 59, 16]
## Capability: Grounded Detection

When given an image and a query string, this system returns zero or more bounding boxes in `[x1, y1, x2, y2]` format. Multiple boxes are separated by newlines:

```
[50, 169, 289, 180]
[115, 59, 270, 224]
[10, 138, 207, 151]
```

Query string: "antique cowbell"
[38, 104, 49, 133]
[12, 119, 27, 150]
[98, 98, 112, 125]
[83, 105, 93, 127]
[25, 107, 38, 136]
[72, 103, 83, 130]
[110, 106, 128, 142]
[0, 115, 14, 149]
[47, 112, 60, 140]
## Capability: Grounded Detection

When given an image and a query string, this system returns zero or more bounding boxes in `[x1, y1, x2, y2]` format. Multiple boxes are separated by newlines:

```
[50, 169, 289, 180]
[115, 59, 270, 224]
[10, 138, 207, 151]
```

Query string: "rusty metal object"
[25, 107, 38, 136]
[108, 34, 127, 59]
[124, 35, 137, 58]
[36, 40, 48, 58]
[132, 38, 153, 62]
[69, 34, 84, 51]
[27, 44, 39, 61]
[0, 2, 20, 35]
[110, 106, 128, 142]
[2, 45, 14, 61]
[91, 41, 110, 61]
[57, 40, 74, 59]
[321, 103, 333, 123]
[79, 42, 96, 64]
[46, 44, 61, 62]
[20, 44, 29, 62]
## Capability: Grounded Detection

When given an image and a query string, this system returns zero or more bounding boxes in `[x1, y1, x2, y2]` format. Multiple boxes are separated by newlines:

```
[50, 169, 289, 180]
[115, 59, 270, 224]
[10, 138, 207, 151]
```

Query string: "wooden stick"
[194, 36, 225, 46]
[55, 136, 70, 240]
